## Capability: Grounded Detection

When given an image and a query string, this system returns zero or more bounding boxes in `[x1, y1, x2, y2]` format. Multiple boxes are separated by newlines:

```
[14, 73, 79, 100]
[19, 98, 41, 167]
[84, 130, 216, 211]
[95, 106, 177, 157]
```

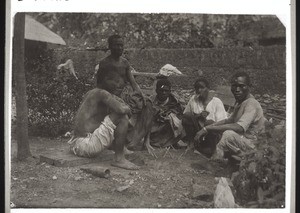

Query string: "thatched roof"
[25, 15, 66, 45]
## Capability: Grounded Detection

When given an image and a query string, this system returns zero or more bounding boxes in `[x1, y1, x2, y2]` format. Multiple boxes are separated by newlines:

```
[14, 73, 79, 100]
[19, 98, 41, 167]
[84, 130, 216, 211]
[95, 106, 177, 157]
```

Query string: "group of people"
[67, 34, 266, 170]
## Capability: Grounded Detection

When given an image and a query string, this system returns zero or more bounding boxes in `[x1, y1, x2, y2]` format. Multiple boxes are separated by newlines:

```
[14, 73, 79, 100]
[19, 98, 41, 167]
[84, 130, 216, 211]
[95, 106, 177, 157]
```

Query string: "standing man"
[95, 34, 154, 155]
[96, 34, 143, 98]
[194, 72, 265, 162]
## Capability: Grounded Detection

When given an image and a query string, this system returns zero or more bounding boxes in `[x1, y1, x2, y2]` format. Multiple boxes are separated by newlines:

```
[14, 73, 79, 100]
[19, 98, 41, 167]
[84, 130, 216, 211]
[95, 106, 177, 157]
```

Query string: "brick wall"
[53, 46, 286, 95]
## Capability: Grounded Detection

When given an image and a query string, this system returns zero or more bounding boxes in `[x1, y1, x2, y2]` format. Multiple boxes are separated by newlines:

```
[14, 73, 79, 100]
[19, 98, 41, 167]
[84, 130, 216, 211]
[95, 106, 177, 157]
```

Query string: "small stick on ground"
[178, 151, 185, 160]
[168, 149, 174, 159]
[152, 150, 158, 159]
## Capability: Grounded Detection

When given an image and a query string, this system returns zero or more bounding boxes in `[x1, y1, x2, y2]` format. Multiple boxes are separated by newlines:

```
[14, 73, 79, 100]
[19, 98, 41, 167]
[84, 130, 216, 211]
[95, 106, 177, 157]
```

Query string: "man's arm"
[194, 121, 243, 141]
[126, 64, 147, 105]
[208, 117, 232, 127]
[205, 123, 244, 134]
[195, 102, 257, 141]
[127, 70, 142, 93]
[125, 62, 142, 93]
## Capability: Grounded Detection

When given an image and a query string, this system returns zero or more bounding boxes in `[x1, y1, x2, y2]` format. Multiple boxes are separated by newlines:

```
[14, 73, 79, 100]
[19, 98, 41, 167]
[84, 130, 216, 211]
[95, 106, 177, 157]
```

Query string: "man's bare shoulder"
[98, 55, 111, 65]
[120, 56, 130, 66]
[244, 96, 262, 108]
[120, 56, 129, 62]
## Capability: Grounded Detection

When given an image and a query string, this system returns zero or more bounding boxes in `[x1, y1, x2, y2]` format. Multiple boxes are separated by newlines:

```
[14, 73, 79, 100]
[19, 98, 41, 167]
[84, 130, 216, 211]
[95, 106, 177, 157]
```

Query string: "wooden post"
[13, 13, 31, 160]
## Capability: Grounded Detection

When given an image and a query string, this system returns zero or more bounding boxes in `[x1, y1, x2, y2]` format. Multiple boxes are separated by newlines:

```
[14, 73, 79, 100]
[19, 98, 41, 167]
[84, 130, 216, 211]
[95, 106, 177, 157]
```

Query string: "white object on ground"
[214, 177, 236, 208]
[159, 64, 182, 77]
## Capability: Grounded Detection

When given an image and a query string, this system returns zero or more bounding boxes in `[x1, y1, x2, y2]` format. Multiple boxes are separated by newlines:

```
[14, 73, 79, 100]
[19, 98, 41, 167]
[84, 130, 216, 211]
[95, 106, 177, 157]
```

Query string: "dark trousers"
[182, 113, 220, 157]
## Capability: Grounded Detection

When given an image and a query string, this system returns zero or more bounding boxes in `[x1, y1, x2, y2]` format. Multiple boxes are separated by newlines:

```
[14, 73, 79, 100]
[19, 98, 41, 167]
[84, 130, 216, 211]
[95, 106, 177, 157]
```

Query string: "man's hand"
[157, 112, 170, 122]
[200, 110, 209, 119]
[142, 95, 147, 106]
[137, 90, 147, 106]
[123, 105, 132, 118]
[195, 110, 209, 119]
[194, 128, 208, 141]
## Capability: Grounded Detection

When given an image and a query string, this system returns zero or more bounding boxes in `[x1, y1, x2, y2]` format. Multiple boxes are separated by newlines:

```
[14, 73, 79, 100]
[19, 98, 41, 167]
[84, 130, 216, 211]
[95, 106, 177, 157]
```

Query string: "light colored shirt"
[184, 95, 227, 122]
[229, 94, 265, 140]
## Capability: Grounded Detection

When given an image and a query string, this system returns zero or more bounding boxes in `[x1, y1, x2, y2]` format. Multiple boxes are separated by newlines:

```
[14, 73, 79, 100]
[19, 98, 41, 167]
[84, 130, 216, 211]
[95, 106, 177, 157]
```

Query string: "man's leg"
[109, 113, 139, 170]
[182, 113, 199, 148]
[128, 101, 154, 148]
[212, 130, 255, 160]
[196, 131, 220, 157]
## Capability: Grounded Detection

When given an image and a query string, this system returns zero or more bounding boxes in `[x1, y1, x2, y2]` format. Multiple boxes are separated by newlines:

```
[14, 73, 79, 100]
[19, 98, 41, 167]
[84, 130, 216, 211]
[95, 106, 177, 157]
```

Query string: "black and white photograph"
[6, 0, 294, 212]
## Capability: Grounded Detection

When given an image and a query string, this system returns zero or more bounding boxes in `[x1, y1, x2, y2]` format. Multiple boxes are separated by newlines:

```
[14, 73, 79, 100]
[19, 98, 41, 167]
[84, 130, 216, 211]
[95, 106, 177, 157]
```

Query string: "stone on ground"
[39, 149, 113, 167]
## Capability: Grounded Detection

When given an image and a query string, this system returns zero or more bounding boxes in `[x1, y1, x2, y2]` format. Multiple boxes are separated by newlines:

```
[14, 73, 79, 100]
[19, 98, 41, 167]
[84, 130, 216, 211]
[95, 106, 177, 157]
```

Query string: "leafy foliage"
[232, 122, 286, 208]
[29, 13, 285, 49]
[24, 41, 93, 136]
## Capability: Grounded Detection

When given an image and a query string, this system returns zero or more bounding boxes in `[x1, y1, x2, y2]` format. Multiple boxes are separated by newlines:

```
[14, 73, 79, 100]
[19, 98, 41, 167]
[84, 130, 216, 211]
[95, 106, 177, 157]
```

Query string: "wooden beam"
[13, 13, 31, 160]
[132, 72, 158, 78]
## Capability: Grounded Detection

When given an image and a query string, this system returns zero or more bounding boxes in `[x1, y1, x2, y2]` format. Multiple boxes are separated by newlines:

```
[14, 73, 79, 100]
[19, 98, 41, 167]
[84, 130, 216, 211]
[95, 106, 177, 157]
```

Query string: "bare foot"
[111, 158, 140, 170]
[124, 147, 134, 155]
[144, 137, 157, 158]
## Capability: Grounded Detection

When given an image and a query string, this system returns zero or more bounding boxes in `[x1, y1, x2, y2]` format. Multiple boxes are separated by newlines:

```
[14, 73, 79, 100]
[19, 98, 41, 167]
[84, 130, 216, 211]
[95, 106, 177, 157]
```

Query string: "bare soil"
[10, 136, 230, 208]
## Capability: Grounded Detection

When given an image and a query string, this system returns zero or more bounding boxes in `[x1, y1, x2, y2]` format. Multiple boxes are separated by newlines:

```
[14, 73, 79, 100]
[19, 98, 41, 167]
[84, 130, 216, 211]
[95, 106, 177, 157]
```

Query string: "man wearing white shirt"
[182, 77, 227, 157]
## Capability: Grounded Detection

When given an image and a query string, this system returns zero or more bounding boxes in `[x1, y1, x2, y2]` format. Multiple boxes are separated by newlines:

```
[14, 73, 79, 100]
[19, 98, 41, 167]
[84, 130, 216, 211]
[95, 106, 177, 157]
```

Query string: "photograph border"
[5, 0, 295, 213]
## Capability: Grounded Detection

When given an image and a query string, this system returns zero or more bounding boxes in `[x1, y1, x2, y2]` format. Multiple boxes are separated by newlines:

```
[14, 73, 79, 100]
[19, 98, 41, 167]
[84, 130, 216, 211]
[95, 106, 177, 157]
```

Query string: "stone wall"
[53, 46, 286, 95]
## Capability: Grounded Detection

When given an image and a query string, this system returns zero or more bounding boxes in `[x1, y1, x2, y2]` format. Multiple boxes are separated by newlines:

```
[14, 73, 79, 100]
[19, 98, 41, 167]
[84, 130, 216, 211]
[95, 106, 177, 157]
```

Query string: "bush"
[24, 42, 93, 137]
[27, 77, 93, 136]
[232, 122, 286, 208]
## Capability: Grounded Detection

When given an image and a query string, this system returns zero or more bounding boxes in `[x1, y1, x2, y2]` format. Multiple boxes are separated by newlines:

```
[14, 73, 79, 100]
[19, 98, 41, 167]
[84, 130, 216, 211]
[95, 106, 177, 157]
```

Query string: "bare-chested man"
[96, 35, 141, 97]
[96, 34, 155, 155]
[68, 82, 139, 170]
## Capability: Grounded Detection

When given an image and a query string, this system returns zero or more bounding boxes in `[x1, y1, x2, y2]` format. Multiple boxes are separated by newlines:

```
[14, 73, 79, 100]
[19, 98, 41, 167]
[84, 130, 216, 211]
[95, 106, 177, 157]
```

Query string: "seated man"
[68, 85, 139, 170]
[182, 77, 227, 157]
[194, 72, 265, 162]
[150, 79, 185, 148]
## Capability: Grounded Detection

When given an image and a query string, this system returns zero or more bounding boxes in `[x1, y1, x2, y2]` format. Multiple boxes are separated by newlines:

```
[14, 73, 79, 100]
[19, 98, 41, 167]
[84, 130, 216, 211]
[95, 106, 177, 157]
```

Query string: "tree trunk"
[13, 13, 31, 160]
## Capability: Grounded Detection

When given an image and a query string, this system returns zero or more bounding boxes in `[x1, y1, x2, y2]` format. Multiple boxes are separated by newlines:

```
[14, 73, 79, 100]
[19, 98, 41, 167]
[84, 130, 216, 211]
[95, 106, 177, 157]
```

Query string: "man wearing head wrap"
[150, 79, 186, 148]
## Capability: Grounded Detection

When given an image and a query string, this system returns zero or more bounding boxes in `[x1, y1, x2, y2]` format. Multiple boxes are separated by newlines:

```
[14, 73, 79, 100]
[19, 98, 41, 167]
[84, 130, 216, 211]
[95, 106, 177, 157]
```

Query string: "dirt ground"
[10, 136, 232, 208]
